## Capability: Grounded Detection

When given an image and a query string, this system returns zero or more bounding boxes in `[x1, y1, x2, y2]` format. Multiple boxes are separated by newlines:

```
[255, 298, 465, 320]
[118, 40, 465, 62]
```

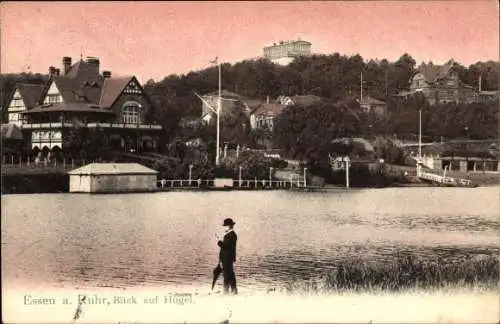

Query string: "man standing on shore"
[217, 218, 238, 294]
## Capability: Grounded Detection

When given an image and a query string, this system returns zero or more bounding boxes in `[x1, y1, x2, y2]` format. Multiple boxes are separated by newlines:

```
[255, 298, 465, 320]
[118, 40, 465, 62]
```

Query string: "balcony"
[20, 122, 162, 130]
[22, 122, 74, 129]
[86, 122, 162, 130]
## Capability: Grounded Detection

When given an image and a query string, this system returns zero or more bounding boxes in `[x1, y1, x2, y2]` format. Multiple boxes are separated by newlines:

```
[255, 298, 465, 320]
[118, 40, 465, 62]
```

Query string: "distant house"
[478, 90, 499, 103]
[357, 96, 386, 115]
[199, 89, 258, 123]
[276, 94, 323, 107]
[4, 56, 162, 160]
[329, 137, 376, 170]
[415, 145, 499, 173]
[249, 102, 286, 130]
[402, 59, 478, 105]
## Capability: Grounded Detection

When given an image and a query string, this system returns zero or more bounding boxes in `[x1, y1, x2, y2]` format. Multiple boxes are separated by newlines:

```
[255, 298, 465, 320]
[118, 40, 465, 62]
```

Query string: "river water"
[2, 187, 499, 292]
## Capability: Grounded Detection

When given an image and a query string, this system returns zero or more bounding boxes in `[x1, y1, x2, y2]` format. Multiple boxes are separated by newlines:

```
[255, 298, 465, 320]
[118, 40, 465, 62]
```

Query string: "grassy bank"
[285, 253, 499, 294]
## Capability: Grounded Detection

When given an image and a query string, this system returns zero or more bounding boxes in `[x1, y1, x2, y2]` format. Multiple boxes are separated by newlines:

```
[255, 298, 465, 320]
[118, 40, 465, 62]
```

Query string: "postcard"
[1, 1, 499, 323]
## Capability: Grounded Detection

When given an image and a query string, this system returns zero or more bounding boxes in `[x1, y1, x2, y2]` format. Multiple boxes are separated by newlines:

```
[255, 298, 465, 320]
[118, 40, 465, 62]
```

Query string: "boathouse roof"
[68, 163, 158, 176]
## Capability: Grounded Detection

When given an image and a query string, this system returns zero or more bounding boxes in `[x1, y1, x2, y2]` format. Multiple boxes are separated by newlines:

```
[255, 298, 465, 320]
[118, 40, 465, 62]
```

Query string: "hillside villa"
[357, 95, 386, 115]
[4, 56, 162, 161]
[398, 59, 478, 105]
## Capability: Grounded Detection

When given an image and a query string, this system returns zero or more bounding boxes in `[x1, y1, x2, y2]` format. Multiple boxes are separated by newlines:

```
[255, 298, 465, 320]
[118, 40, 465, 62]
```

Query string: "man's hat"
[223, 218, 235, 226]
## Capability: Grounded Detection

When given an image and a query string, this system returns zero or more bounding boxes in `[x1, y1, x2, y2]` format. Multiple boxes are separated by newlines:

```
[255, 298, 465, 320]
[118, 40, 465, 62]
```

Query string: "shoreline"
[2, 180, 495, 195]
[2, 169, 497, 194]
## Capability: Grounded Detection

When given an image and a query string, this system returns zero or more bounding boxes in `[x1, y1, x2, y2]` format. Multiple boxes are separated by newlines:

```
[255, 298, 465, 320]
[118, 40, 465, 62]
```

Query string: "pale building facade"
[263, 39, 312, 65]
[68, 163, 158, 193]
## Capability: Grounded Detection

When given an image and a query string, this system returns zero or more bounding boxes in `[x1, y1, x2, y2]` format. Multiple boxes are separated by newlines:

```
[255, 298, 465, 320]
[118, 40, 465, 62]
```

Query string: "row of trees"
[142, 53, 498, 148]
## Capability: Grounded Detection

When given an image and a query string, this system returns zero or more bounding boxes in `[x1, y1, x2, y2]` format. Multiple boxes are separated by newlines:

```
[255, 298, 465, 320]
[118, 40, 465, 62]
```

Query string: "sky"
[1, 1, 498, 83]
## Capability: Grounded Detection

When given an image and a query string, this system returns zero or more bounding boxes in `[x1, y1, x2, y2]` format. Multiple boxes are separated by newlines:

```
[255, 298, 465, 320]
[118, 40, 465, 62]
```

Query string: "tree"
[65, 127, 108, 160]
[274, 101, 361, 162]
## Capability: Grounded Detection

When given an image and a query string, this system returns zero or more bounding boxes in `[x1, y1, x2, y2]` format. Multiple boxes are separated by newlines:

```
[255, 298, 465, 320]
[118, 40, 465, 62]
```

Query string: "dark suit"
[217, 230, 237, 294]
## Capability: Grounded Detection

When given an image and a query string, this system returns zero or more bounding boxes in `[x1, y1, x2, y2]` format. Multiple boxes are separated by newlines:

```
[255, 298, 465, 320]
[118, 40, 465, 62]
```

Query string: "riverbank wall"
[2, 165, 497, 194]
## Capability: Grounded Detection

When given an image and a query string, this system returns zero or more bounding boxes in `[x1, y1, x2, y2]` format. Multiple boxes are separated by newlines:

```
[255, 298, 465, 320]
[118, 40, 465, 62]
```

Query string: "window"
[9, 113, 19, 123]
[121, 101, 142, 124]
[13, 98, 23, 107]
[45, 94, 62, 104]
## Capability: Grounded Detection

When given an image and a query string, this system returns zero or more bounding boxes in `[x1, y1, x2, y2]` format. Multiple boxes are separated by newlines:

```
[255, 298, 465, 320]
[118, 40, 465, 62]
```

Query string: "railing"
[20, 122, 162, 130]
[87, 123, 162, 130]
[419, 171, 473, 187]
[22, 122, 73, 129]
[157, 179, 307, 190]
[1, 157, 89, 175]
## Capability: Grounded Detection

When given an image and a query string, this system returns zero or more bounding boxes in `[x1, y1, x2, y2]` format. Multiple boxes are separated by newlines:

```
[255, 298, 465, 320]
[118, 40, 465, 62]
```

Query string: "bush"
[271, 158, 288, 169]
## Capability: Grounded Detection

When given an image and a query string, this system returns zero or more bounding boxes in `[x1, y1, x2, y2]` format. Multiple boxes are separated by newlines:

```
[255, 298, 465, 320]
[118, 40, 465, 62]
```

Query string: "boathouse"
[68, 163, 158, 193]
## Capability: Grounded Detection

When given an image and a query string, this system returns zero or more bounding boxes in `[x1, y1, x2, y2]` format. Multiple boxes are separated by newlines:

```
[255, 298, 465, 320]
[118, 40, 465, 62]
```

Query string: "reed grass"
[285, 253, 499, 294]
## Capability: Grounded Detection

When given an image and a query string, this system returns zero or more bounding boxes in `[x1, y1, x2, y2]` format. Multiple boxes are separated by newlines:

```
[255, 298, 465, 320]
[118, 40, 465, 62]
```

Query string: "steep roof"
[17, 83, 45, 109]
[99, 76, 134, 108]
[252, 102, 286, 116]
[68, 163, 158, 175]
[11, 58, 150, 114]
[22, 102, 115, 114]
[417, 60, 454, 83]
[50, 76, 104, 105]
[204, 89, 245, 100]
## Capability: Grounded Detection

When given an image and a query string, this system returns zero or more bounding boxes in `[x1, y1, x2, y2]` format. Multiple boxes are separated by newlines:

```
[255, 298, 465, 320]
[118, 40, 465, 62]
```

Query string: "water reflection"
[2, 188, 499, 290]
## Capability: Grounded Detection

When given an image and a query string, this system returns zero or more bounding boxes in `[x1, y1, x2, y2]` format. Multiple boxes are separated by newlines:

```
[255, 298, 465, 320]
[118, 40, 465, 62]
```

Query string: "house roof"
[68, 163, 158, 175]
[17, 83, 45, 109]
[252, 103, 286, 117]
[1, 123, 23, 140]
[331, 137, 375, 152]
[22, 103, 115, 114]
[416, 60, 454, 83]
[10, 58, 149, 114]
[204, 89, 245, 100]
[243, 99, 264, 109]
[359, 96, 386, 106]
[99, 76, 134, 107]
[290, 95, 323, 107]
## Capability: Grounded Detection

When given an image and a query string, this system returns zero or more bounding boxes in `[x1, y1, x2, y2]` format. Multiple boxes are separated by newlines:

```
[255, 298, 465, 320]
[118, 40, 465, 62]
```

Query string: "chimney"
[49, 66, 57, 78]
[102, 71, 111, 78]
[62, 56, 72, 75]
[55, 68, 61, 76]
[86, 56, 100, 74]
[478, 75, 482, 92]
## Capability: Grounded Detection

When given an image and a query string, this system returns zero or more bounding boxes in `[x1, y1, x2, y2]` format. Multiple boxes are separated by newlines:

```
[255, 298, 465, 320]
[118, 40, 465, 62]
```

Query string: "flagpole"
[360, 72, 363, 101]
[216, 61, 221, 166]
[418, 109, 422, 176]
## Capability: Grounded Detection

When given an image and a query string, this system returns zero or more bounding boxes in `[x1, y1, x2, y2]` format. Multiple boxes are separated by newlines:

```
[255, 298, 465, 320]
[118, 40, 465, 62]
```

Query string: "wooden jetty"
[418, 171, 477, 187]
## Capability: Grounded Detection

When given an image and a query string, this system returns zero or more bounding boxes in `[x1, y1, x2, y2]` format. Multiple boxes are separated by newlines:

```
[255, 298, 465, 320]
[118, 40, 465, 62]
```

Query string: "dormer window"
[46, 94, 62, 104]
[12, 97, 24, 108]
